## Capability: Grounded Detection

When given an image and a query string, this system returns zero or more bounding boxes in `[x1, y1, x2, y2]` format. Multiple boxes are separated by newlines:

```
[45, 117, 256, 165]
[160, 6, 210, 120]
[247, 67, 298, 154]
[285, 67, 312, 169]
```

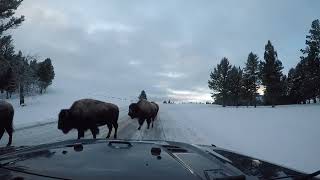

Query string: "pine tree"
[227, 66, 243, 107]
[208, 57, 232, 107]
[0, 0, 24, 101]
[0, 36, 16, 92]
[138, 90, 147, 100]
[0, 0, 24, 35]
[300, 19, 320, 103]
[242, 52, 260, 107]
[37, 58, 55, 94]
[287, 68, 299, 104]
[260, 41, 284, 107]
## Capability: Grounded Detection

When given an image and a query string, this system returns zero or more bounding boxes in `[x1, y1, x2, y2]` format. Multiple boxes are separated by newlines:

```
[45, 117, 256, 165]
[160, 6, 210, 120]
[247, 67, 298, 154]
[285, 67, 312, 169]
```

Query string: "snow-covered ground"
[160, 103, 320, 174]
[0, 87, 131, 129]
[1, 89, 319, 174]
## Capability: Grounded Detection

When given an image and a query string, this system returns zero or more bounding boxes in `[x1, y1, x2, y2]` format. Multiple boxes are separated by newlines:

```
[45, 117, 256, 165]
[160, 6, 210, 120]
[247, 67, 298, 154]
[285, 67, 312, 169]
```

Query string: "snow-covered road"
[0, 106, 167, 147]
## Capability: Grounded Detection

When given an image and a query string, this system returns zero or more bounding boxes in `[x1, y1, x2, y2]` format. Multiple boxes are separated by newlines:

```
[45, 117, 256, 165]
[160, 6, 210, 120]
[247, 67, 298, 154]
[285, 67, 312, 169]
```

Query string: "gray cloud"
[9, 0, 320, 102]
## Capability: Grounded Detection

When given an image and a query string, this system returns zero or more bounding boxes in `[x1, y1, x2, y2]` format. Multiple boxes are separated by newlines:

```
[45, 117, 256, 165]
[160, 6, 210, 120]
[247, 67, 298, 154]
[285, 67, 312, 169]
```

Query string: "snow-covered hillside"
[160, 103, 320, 174]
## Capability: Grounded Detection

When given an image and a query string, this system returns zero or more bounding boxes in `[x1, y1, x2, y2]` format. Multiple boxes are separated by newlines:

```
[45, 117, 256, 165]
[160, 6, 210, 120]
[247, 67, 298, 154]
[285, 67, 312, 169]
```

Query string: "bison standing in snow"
[150, 102, 159, 128]
[0, 100, 14, 146]
[58, 99, 119, 139]
[128, 100, 159, 130]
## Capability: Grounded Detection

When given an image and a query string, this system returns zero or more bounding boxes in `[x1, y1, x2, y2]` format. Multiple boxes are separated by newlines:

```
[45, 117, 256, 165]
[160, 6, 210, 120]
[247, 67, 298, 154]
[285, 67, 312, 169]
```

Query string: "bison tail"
[115, 109, 119, 122]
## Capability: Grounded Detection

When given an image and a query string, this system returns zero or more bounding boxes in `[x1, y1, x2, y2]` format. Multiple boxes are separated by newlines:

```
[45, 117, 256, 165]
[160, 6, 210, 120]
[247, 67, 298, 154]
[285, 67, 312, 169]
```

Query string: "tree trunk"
[222, 94, 226, 107]
[20, 85, 25, 106]
[271, 97, 275, 108]
[313, 98, 317, 104]
[6, 91, 9, 99]
[40, 88, 43, 94]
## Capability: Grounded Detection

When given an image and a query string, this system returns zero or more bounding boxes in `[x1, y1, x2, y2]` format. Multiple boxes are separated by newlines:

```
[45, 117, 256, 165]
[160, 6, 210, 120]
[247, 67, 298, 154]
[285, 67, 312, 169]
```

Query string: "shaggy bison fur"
[150, 102, 159, 128]
[58, 99, 119, 139]
[0, 100, 14, 146]
[128, 100, 159, 130]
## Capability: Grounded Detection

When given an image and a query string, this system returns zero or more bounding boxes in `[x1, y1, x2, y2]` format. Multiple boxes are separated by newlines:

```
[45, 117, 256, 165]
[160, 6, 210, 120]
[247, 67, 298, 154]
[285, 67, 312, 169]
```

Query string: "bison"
[150, 102, 159, 128]
[0, 100, 14, 146]
[128, 100, 158, 130]
[58, 99, 119, 139]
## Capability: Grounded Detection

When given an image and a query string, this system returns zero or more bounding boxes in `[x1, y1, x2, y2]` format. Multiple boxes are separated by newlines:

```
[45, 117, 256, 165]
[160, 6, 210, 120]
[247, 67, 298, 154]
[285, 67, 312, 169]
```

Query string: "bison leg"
[4, 127, 13, 146]
[106, 124, 112, 138]
[90, 128, 98, 139]
[138, 118, 144, 130]
[151, 118, 154, 128]
[113, 123, 118, 139]
[77, 129, 85, 139]
[147, 118, 152, 129]
[0, 129, 5, 141]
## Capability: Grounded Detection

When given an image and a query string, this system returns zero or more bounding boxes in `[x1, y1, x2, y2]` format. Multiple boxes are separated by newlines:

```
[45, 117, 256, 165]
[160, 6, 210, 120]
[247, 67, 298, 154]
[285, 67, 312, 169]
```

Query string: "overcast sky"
[9, 0, 320, 102]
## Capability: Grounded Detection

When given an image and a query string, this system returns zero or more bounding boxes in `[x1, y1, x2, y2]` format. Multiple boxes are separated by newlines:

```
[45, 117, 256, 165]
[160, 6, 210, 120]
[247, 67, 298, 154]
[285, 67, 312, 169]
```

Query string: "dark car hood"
[0, 139, 311, 180]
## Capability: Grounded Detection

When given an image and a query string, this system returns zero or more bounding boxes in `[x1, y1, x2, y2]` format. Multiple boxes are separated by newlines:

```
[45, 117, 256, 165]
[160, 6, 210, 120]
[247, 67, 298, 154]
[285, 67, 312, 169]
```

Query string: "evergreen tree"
[0, 0, 24, 101]
[242, 52, 260, 107]
[300, 19, 320, 103]
[260, 41, 284, 107]
[0, 36, 16, 92]
[138, 90, 147, 100]
[227, 66, 243, 106]
[37, 58, 55, 94]
[0, 0, 24, 35]
[208, 57, 232, 107]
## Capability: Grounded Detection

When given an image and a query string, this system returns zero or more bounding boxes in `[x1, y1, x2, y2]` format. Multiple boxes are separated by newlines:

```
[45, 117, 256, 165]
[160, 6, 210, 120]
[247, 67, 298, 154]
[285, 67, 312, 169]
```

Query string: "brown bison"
[128, 100, 158, 130]
[0, 100, 14, 146]
[150, 102, 159, 128]
[58, 99, 119, 139]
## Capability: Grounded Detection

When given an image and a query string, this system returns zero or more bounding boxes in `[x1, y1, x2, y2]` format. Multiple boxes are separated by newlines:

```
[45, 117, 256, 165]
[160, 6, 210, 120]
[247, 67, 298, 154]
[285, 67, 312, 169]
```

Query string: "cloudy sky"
[9, 0, 320, 102]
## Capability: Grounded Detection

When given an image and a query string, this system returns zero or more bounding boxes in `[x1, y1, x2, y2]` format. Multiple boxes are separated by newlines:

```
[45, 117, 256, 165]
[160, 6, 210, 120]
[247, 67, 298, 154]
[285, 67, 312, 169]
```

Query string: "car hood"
[0, 139, 311, 180]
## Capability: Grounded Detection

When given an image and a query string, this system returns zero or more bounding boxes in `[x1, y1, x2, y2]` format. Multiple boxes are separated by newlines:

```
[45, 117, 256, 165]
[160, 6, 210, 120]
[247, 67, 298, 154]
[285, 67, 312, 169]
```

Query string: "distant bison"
[58, 99, 119, 139]
[0, 100, 14, 146]
[128, 100, 158, 130]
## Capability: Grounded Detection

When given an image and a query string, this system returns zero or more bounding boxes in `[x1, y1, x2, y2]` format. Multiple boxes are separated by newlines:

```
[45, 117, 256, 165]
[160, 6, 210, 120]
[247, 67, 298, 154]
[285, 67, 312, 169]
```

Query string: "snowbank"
[160, 103, 320, 174]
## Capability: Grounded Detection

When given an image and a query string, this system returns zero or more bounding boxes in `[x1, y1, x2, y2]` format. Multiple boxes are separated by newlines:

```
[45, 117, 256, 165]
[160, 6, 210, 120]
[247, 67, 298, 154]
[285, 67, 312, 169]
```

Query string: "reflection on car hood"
[0, 139, 311, 180]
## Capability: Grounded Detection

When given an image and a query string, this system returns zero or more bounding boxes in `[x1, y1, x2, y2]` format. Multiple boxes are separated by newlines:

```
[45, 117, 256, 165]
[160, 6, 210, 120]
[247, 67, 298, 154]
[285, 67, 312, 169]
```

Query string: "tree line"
[0, 0, 55, 105]
[208, 19, 320, 107]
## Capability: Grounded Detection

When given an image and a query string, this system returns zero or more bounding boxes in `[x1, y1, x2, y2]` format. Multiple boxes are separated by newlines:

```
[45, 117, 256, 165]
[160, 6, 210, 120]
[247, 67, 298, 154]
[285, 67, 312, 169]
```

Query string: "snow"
[0, 86, 131, 129]
[1, 87, 319, 174]
[160, 103, 320, 174]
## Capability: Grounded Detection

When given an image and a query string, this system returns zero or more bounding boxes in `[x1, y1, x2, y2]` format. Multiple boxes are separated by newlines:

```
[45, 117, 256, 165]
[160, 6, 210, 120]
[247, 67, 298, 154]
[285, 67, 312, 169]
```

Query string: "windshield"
[0, 0, 319, 178]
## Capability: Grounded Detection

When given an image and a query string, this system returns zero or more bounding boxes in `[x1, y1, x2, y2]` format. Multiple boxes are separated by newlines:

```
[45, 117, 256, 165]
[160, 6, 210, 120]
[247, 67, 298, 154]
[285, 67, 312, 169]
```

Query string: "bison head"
[128, 103, 139, 119]
[58, 109, 73, 134]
